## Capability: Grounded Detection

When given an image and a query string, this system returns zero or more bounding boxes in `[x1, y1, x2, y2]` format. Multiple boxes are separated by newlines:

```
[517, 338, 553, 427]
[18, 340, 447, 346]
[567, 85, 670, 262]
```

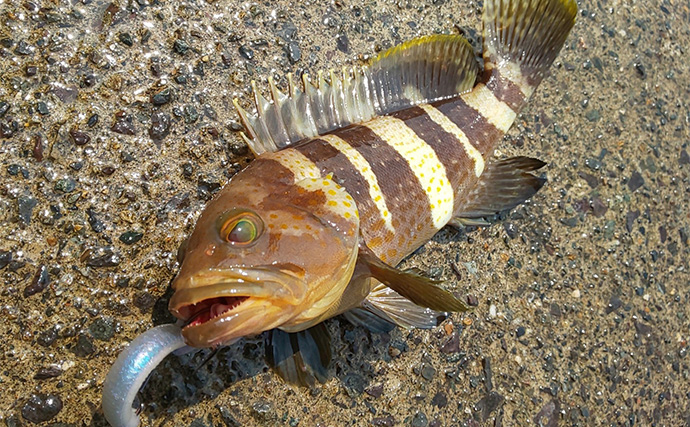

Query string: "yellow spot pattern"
[461, 84, 517, 133]
[321, 134, 395, 233]
[365, 115, 454, 229]
[270, 148, 321, 181]
[295, 177, 359, 223]
[420, 104, 485, 177]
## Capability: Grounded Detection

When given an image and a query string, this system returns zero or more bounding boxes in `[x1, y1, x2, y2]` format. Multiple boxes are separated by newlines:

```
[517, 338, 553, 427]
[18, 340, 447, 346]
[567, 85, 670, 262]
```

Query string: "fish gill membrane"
[102, 324, 187, 427]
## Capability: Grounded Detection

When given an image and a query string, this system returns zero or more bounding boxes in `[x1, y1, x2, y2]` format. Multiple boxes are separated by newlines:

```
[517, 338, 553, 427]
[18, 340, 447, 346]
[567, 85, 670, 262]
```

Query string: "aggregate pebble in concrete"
[1, 0, 689, 426]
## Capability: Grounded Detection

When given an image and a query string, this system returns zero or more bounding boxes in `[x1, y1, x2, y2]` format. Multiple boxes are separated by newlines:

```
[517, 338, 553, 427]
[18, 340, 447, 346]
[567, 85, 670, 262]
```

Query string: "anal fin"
[342, 307, 396, 334]
[265, 323, 331, 387]
[454, 156, 546, 222]
[365, 283, 446, 329]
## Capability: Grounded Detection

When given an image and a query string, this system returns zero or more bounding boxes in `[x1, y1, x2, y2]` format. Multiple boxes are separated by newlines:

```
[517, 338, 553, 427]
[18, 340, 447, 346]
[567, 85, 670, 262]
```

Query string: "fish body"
[103, 1, 577, 424]
[169, 0, 577, 384]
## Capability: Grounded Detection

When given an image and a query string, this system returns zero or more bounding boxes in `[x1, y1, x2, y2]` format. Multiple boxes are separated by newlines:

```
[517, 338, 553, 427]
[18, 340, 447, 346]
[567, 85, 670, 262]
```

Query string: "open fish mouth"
[168, 265, 307, 347]
[183, 296, 250, 327]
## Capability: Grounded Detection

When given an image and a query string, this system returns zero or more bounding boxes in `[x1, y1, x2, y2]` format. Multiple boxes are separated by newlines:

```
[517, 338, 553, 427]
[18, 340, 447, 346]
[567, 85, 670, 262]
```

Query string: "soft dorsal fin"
[451, 156, 546, 225]
[235, 34, 479, 156]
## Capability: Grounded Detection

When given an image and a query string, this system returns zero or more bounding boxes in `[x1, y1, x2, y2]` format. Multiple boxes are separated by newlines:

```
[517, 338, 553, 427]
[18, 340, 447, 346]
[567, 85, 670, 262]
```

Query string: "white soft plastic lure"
[102, 324, 186, 427]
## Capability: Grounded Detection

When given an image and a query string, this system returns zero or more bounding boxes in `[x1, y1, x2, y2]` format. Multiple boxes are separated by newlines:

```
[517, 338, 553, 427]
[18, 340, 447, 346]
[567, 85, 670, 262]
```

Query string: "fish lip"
[178, 298, 289, 347]
[169, 265, 307, 320]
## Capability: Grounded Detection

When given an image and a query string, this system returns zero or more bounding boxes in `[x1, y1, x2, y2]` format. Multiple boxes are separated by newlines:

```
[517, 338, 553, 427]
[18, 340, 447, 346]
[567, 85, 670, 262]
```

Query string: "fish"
[168, 0, 577, 385]
[103, 0, 576, 424]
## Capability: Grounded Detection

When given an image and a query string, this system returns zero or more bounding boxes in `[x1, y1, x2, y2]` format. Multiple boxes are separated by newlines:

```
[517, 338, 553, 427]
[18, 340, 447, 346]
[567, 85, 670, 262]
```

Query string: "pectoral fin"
[358, 246, 469, 313]
[265, 323, 331, 387]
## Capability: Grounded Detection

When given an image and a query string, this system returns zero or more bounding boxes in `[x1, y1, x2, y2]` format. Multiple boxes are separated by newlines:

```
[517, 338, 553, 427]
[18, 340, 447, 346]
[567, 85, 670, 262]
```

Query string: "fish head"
[169, 162, 360, 347]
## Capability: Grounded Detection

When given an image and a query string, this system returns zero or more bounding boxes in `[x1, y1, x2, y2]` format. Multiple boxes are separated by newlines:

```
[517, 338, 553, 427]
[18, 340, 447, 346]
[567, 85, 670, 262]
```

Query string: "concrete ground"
[1, 0, 688, 425]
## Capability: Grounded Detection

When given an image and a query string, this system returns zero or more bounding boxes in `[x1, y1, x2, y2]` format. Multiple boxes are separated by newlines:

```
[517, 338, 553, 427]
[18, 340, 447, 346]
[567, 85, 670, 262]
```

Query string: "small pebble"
[534, 400, 560, 426]
[680, 149, 690, 165]
[250, 400, 276, 422]
[173, 39, 190, 55]
[119, 231, 143, 245]
[149, 111, 171, 141]
[151, 88, 171, 105]
[83, 247, 121, 267]
[33, 365, 63, 380]
[21, 394, 63, 423]
[474, 391, 505, 422]
[420, 364, 436, 381]
[73, 334, 95, 357]
[118, 32, 133, 46]
[89, 317, 115, 340]
[87, 114, 99, 127]
[17, 195, 38, 224]
[133, 291, 156, 312]
[432, 391, 448, 408]
[371, 415, 395, 426]
[86, 207, 105, 233]
[36, 101, 50, 115]
[238, 45, 254, 60]
[23, 264, 50, 297]
[627, 171, 644, 192]
[0, 101, 9, 117]
[183, 105, 199, 124]
[83, 74, 97, 87]
[37, 327, 58, 347]
[54, 178, 76, 193]
[411, 411, 428, 427]
[111, 112, 136, 135]
[15, 40, 34, 55]
[584, 109, 600, 122]
[365, 383, 383, 398]
[0, 250, 12, 269]
[285, 41, 301, 64]
[336, 33, 350, 53]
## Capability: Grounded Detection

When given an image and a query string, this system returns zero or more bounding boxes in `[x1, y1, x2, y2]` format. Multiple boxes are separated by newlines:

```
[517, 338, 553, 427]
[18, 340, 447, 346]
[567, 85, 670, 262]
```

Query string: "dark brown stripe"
[481, 68, 527, 112]
[245, 158, 295, 186]
[332, 124, 435, 258]
[293, 138, 391, 242]
[391, 106, 474, 209]
[432, 96, 502, 158]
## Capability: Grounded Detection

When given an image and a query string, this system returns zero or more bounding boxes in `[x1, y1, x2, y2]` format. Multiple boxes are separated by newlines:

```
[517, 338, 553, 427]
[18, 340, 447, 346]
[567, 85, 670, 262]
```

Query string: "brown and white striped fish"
[169, 0, 577, 385]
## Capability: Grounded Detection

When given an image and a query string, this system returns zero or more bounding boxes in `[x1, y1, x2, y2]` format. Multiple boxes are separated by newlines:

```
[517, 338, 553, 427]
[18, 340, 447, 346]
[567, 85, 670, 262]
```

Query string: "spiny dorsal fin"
[235, 35, 479, 156]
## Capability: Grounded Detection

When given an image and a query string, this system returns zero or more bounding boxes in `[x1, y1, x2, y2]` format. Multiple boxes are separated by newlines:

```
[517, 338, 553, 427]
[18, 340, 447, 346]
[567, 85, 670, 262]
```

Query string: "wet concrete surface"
[1, 0, 689, 425]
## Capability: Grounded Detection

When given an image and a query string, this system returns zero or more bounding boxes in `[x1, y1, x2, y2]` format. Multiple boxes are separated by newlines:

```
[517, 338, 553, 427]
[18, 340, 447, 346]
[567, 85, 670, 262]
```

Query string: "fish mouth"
[169, 265, 307, 347]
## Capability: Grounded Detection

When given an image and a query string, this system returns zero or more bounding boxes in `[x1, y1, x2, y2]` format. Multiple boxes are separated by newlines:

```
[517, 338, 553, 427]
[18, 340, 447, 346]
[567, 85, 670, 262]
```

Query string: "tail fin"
[482, 0, 577, 89]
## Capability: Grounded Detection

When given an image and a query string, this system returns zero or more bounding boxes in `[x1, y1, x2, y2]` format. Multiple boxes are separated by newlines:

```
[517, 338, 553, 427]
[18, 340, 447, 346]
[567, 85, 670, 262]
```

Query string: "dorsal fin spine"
[267, 76, 291, 145]
[235, 34, 479, 154]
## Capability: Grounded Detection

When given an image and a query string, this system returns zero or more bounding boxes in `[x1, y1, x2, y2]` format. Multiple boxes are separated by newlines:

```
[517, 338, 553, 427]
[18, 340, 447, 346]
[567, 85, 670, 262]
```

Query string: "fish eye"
[217, 210, 263, 246]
